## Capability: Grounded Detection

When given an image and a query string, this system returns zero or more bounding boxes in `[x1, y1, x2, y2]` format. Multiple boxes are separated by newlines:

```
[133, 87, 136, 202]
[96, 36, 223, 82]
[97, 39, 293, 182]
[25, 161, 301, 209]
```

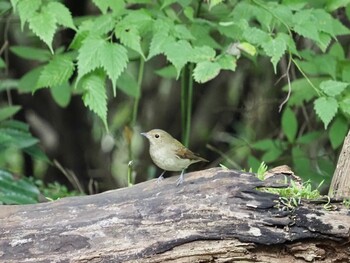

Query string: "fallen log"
[0, 168, 349, 262]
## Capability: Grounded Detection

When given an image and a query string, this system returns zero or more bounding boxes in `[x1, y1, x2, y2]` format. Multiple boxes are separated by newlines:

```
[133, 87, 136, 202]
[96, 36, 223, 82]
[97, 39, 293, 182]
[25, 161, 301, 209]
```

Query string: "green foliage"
[266, 180, 324, 210]
[30, 178, 83, 200]
[8, 0, 350, 131]
[0, 170, 40, 204]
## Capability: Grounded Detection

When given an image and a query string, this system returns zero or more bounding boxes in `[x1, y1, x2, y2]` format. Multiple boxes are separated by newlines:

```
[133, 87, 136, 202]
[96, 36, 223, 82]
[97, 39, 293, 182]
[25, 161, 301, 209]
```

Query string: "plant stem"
[184, 63, 194, 147]
[132, 57, 145, 126]
[181, 66, 188, 144]
[128, 57, 145, 186]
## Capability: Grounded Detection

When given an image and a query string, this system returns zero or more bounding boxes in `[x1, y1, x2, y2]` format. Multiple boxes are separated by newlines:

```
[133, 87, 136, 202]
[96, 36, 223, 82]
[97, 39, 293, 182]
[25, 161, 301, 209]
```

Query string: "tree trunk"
[1, 168, 349, 262]
[329, 129, 350, 199]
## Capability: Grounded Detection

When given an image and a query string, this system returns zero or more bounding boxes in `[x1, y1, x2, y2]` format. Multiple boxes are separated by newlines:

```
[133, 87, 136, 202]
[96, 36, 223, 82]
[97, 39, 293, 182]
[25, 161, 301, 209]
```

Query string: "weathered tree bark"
[1, 168, 349, 263]
[329, 129, 350, 199]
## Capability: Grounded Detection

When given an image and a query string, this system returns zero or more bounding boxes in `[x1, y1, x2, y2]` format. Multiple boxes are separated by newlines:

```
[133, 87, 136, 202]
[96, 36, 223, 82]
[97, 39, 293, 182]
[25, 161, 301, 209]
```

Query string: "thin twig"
[277, 54, 292, 112]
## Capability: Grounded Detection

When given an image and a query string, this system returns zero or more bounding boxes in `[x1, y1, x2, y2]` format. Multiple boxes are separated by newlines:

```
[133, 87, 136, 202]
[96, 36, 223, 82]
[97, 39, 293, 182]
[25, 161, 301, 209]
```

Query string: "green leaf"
[50, 82, 71, 107]
[81, 72, 108, 129]
[282, 107, 298, 143]
[243, 27, 270, 45]
[314, 96, 338, 129]
[99, 42, 128, 96]
[155, 65, 177, 79]
[261, 35, 287, 73]
[163, 40, 193, 77]
[209, 0, 223, 9]
[18, 67, 43, 92]
[297, 131, 322, 144]
[115, 23, 144, 58]
[329, 116, 348, 149]
[0, 170, 40, 204]
[190, 46, 216, 63]
[28, 11, 57, 53]
[283, 78, 322, 106]
[116, 71, 140, 98]
[147, 31, 175, 60]
[319, 80, 348, 97]
[45, 2, 76, 30]
[0, 106, 21, 122]
[193, 61, 221, 83]
[0, 126, 39, 149]
[36, 55, 74, 89]
[77, 35, 105, 78]
[92, 0, 109, 14]
[173, 24, 194, 40]
[24, 145, 50, 163]
[342, 62, 350, 82]
[10, 46, 51, 62]
[339, 95, 350, 116]
[16, 0, 41, 30]
[237, 42, 257, 56]
[216, 54, 237, 71]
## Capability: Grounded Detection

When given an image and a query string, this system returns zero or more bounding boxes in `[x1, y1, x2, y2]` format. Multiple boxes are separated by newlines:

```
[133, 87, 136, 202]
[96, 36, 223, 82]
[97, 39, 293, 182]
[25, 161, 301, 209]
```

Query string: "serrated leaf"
[92, 0, 109, 14]
[193, 61, 221, 83]
[50, 82, 71, 107]
[243, 27, 270, 45]
[319, 80, 348, 97]
[283, 78, 322, 106]
[282, 107, 298, 143]
[10, 46, 51, 62]
[99, 42, 128, 96]
[261, 35, 287, 73]
[115, 23, 144, 58]
[163, 40, 193, 77]
[28, 11, 57, 53]
[81, 72, 108, 129]
[190, 46, 216, 63]
[173, 24, 194, 40]
[314, 96, 338, 129]
[36, 55, 74, 89]
[116, 71, 139, 98]
[216, 55, 237, 71]
[147, 31, 175, 60]
[45, 2, 76, 30]
[293, 10, 320, 42]
[93, 14, 115, 35]
[17, 0, 41, 30]
[329, 116, 348, 149]
[342, 63, 350, 82]
[77, 35, 105, 78]
[24, 144, 50, 163]
[0, 106, 21, 122]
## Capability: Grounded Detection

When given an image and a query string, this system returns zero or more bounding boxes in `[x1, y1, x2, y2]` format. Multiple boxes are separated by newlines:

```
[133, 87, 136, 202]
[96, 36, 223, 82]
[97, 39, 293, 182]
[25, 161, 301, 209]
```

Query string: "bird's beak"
[140, 132, 148, 138]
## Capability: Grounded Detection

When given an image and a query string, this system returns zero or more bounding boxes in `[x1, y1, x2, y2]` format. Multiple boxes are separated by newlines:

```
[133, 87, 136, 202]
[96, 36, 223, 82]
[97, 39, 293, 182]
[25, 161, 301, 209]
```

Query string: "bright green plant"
[3, 0, 350, 187]
[0, 169, 40, 204]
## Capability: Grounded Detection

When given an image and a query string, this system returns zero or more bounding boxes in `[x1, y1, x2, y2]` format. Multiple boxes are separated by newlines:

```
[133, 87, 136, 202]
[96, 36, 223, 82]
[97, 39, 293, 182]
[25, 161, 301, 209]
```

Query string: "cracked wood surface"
[0, 168, 349, 262]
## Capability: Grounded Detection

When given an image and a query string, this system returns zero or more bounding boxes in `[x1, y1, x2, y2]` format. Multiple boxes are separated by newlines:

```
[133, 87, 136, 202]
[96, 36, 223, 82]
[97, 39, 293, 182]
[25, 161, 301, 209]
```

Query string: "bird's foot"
[157, 171, 166, 185]
[176, 170, 185, 186]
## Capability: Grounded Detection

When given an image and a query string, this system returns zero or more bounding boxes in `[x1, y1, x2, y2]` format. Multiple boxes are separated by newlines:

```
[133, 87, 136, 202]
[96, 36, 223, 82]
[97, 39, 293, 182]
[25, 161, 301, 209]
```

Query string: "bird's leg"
[157, 170, 166, 184]
[176, 170, 185, 186]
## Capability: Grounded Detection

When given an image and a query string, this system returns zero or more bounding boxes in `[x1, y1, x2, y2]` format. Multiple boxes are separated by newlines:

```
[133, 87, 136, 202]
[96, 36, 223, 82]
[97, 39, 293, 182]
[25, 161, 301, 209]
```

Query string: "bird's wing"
[175, 146, 209, 162]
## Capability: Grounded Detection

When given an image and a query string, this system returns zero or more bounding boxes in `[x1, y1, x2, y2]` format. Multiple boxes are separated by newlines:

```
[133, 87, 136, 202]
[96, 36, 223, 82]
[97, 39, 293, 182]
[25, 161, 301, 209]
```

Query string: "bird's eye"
[155, 134, 159, 138]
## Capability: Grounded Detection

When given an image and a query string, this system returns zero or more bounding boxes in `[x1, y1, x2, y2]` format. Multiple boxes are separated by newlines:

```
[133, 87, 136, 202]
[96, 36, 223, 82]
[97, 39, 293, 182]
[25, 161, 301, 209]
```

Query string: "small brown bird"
[141, 129, 208, 186]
